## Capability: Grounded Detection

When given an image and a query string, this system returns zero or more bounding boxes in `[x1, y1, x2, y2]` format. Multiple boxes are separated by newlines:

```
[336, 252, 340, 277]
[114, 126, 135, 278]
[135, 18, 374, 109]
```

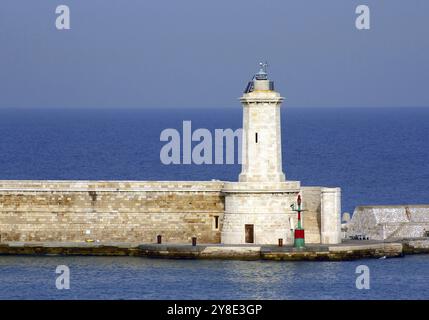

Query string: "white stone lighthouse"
[221, 63, 301, 245]
[239, 62, 285, 183]
[220, 63, 342, 245]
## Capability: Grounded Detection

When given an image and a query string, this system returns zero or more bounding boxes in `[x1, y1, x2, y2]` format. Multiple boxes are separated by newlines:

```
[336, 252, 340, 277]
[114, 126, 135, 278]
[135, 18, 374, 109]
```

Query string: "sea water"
[1, 255, 429, 299]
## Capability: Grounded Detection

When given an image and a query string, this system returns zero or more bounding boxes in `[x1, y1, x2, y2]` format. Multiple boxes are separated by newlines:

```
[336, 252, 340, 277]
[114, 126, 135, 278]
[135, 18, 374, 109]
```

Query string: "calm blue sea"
[0, 255, 429, 300]
[0, 107, 428, 299]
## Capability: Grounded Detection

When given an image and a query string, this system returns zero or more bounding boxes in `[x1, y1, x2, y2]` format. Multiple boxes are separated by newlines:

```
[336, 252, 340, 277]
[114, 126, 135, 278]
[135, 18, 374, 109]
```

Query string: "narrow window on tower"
[213, 216, 219, 230]
[255, 132, 258, 143]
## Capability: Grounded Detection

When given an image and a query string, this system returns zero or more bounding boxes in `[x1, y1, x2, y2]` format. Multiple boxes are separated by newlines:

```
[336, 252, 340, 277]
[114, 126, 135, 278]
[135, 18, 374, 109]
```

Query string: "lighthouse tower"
[239, 62, 285, 183]
[221, 63, 301, 245]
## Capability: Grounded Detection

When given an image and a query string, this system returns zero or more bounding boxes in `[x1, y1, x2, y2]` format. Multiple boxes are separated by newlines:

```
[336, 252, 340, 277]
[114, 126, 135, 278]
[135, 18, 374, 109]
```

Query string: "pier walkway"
[1, 238, 428, 260]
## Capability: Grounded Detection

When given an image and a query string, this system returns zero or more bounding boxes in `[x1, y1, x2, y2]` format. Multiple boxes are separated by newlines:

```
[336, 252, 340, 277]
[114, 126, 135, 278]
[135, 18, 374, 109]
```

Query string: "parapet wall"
[0, 180, 225, 243]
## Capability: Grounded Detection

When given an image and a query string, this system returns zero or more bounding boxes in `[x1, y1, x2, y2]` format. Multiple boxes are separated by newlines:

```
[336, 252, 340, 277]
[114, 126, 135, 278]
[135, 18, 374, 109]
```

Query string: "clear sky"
[0, 0, 428, 108]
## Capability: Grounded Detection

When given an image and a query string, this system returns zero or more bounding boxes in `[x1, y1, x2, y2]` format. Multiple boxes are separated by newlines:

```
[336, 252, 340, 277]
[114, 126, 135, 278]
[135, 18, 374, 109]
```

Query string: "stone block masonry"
[0, 180, 334, 245]
[0, 181, 225, 243]
[300, 187, 322, 243]
[221, 181, 300, 244]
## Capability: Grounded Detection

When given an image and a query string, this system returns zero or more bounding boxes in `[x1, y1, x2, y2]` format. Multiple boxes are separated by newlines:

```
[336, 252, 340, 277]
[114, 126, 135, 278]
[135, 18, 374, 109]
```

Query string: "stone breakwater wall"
[346, 205, 429, 240]
[0, 181, 225, 243]
[0, 180, 330, 244]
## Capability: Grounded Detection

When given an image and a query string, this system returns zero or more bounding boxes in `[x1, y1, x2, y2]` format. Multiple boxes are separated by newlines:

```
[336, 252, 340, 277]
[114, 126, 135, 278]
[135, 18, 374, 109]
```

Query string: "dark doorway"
[245, 224, 254, 243]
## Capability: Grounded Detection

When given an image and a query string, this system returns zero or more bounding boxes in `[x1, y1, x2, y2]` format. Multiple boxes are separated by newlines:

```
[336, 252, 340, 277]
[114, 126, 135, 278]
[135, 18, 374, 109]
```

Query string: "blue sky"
[0, 0, 428, 108]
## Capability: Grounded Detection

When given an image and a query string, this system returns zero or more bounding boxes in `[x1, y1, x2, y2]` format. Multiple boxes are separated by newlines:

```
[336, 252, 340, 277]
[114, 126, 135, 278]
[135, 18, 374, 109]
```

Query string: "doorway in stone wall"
[245, 224, 254, 243]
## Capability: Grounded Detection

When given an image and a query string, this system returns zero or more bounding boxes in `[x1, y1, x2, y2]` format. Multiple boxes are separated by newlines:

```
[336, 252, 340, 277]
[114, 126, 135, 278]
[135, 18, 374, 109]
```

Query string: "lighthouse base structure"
[221, 184, 342, 245]
[221, 181, 301, 245]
